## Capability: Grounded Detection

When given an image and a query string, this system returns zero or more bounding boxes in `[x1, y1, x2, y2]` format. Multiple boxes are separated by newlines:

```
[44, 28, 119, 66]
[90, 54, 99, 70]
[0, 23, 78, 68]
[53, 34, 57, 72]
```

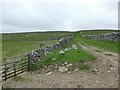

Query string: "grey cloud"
[1, 0, 119, 33]
[2, 2, 69, 29]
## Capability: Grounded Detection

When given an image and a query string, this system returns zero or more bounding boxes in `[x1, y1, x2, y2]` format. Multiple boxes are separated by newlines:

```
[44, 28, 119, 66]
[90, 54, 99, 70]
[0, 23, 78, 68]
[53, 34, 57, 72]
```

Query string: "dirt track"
[3, 44, 118, 88]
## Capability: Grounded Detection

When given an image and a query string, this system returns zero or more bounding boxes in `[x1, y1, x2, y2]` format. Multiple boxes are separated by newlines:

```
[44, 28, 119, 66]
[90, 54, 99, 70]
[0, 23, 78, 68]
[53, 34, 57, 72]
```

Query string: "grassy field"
[2, 40, 57, 58]
[2, 32, 72, 41]
[34, 30, 119, 67]
[2, 32, 72, 59]
[32, 33, 96, 70]
[2, 30, 119, 65]
[79, 30, 120, 53]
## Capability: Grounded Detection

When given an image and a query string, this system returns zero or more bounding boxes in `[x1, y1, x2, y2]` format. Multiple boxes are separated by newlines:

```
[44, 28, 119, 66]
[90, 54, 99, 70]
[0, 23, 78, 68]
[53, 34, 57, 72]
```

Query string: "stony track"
[3, 43, 118, 88]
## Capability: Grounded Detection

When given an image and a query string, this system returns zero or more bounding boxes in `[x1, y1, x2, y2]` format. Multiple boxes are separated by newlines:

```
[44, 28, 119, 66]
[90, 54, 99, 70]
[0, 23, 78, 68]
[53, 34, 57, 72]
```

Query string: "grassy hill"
[2, 30, 119, 61]
[2, 32, 72, 41]
[80, 30, 120, 35]
[2, 32, 72, 58]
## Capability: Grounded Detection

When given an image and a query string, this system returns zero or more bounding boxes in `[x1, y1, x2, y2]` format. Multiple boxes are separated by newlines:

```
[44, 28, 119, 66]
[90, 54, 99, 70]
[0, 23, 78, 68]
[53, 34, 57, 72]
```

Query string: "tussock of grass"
[79, 64, 90, 71]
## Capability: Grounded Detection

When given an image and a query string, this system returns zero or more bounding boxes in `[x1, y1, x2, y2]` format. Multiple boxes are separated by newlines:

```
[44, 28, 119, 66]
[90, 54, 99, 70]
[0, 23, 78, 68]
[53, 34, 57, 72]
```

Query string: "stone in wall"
[82, 32, 120, 42]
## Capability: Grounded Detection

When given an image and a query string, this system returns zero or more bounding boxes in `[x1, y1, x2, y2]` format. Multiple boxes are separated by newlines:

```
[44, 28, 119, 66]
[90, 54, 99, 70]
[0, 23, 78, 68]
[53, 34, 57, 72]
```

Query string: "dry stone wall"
[30, 34, 74, 63]
[81, 32, 120, 42]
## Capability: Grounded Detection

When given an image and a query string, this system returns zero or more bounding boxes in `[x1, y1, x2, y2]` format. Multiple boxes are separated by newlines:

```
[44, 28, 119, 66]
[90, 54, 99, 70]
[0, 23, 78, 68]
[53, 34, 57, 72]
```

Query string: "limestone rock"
[64, 48, 69, 52]
[64, 62, 68, 65]
[94, 68, 98, 72]
[75, 68, 79, 72]
[46, 72, 52, 75]
[52, 58, 56, 61]
[66, 63, 73, 68]
[82, 32, 120, 42]
[59, 66, 68, 72]
[72, 44, 77, 50]
[59, 51, 65, 55]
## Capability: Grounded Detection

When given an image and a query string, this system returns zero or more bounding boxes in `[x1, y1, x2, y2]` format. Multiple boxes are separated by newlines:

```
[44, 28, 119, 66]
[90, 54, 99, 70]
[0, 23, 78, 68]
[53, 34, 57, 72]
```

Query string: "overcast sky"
[0, 0, 119, 33]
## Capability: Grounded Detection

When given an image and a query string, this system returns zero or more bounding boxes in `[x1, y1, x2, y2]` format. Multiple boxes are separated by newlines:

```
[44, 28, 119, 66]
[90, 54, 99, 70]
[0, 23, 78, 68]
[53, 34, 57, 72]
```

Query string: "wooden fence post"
[4, 58, 7, 81]
[14, 59, 16, 77]
[21, 58, 23, 73]
[44, 48, 47, 60]
[28, 53, 32, 71]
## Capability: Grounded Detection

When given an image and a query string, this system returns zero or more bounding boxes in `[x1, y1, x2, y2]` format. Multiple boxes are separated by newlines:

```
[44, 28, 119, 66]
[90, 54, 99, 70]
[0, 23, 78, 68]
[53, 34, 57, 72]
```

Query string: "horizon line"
[1, 28, 119, 34]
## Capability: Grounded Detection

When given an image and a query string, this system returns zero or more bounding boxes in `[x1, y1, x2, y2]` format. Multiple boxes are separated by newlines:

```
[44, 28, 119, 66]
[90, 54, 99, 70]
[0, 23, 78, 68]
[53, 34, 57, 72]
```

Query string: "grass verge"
[79, 32, 120, 53]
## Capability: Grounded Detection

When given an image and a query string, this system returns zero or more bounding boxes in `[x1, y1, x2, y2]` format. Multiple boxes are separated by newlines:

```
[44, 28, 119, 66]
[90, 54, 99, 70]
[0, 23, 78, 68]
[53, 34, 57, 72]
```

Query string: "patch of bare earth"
[3, 43, 118, 88]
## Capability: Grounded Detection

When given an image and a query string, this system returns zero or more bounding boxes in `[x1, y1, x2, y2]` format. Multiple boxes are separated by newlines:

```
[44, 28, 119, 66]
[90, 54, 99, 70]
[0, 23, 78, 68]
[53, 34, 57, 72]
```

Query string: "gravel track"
[3, 43, 118, 88]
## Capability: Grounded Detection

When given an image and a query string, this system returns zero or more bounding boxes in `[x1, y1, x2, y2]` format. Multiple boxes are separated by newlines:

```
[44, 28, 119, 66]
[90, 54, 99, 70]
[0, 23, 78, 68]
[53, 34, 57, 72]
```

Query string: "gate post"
[44, 48, 47, 60]
[14, 59, 16, 76]
[4, 58, 7, 81]
[28, 53, 32, 71]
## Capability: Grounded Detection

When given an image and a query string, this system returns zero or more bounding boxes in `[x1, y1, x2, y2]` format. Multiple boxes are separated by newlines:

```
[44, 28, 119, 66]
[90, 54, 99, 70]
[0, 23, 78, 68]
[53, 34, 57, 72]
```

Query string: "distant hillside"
[79, 29, 120, 35]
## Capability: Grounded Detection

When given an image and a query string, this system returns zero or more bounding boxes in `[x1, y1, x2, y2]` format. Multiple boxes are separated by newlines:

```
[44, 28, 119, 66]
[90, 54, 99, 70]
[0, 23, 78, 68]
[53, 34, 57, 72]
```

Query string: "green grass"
[2, 30, 119, 73]
[2, 32, 72, 41]
[32, 33, 96, 70]
[2, 32, 72, 58]
[79, 32, 120, 53]
[2, 40, 57, 58]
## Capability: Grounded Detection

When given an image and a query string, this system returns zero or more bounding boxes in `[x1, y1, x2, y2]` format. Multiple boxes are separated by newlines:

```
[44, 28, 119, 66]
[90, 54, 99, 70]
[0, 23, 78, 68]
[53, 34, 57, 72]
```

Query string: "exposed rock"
[96, 80, 99, 83]
[69, 48, 72, 51]
[64, 48, 69, 52]
[94, 68, 98, 72]
[50, 65, 53, 67]
[66, 63, 73, 68]
[64, 62, 68, 65]
[55, 64, 58, 69]
[59, 66, 68, 73]
[82, 32, 120, 42]
[46, 72, 52, 75]
[62, 64, 65, 66]
[110, 67, 115, 70]
[75, 68, 79, 72]
[72, 44, 77, 50]
[68, 71, 71, 74]
[59, 51, 65, 55]
[64, 48, 71, 52]
[52, 58, 57, 61]
[107, 70, 110, 73]
[105, 53, 113, 56]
